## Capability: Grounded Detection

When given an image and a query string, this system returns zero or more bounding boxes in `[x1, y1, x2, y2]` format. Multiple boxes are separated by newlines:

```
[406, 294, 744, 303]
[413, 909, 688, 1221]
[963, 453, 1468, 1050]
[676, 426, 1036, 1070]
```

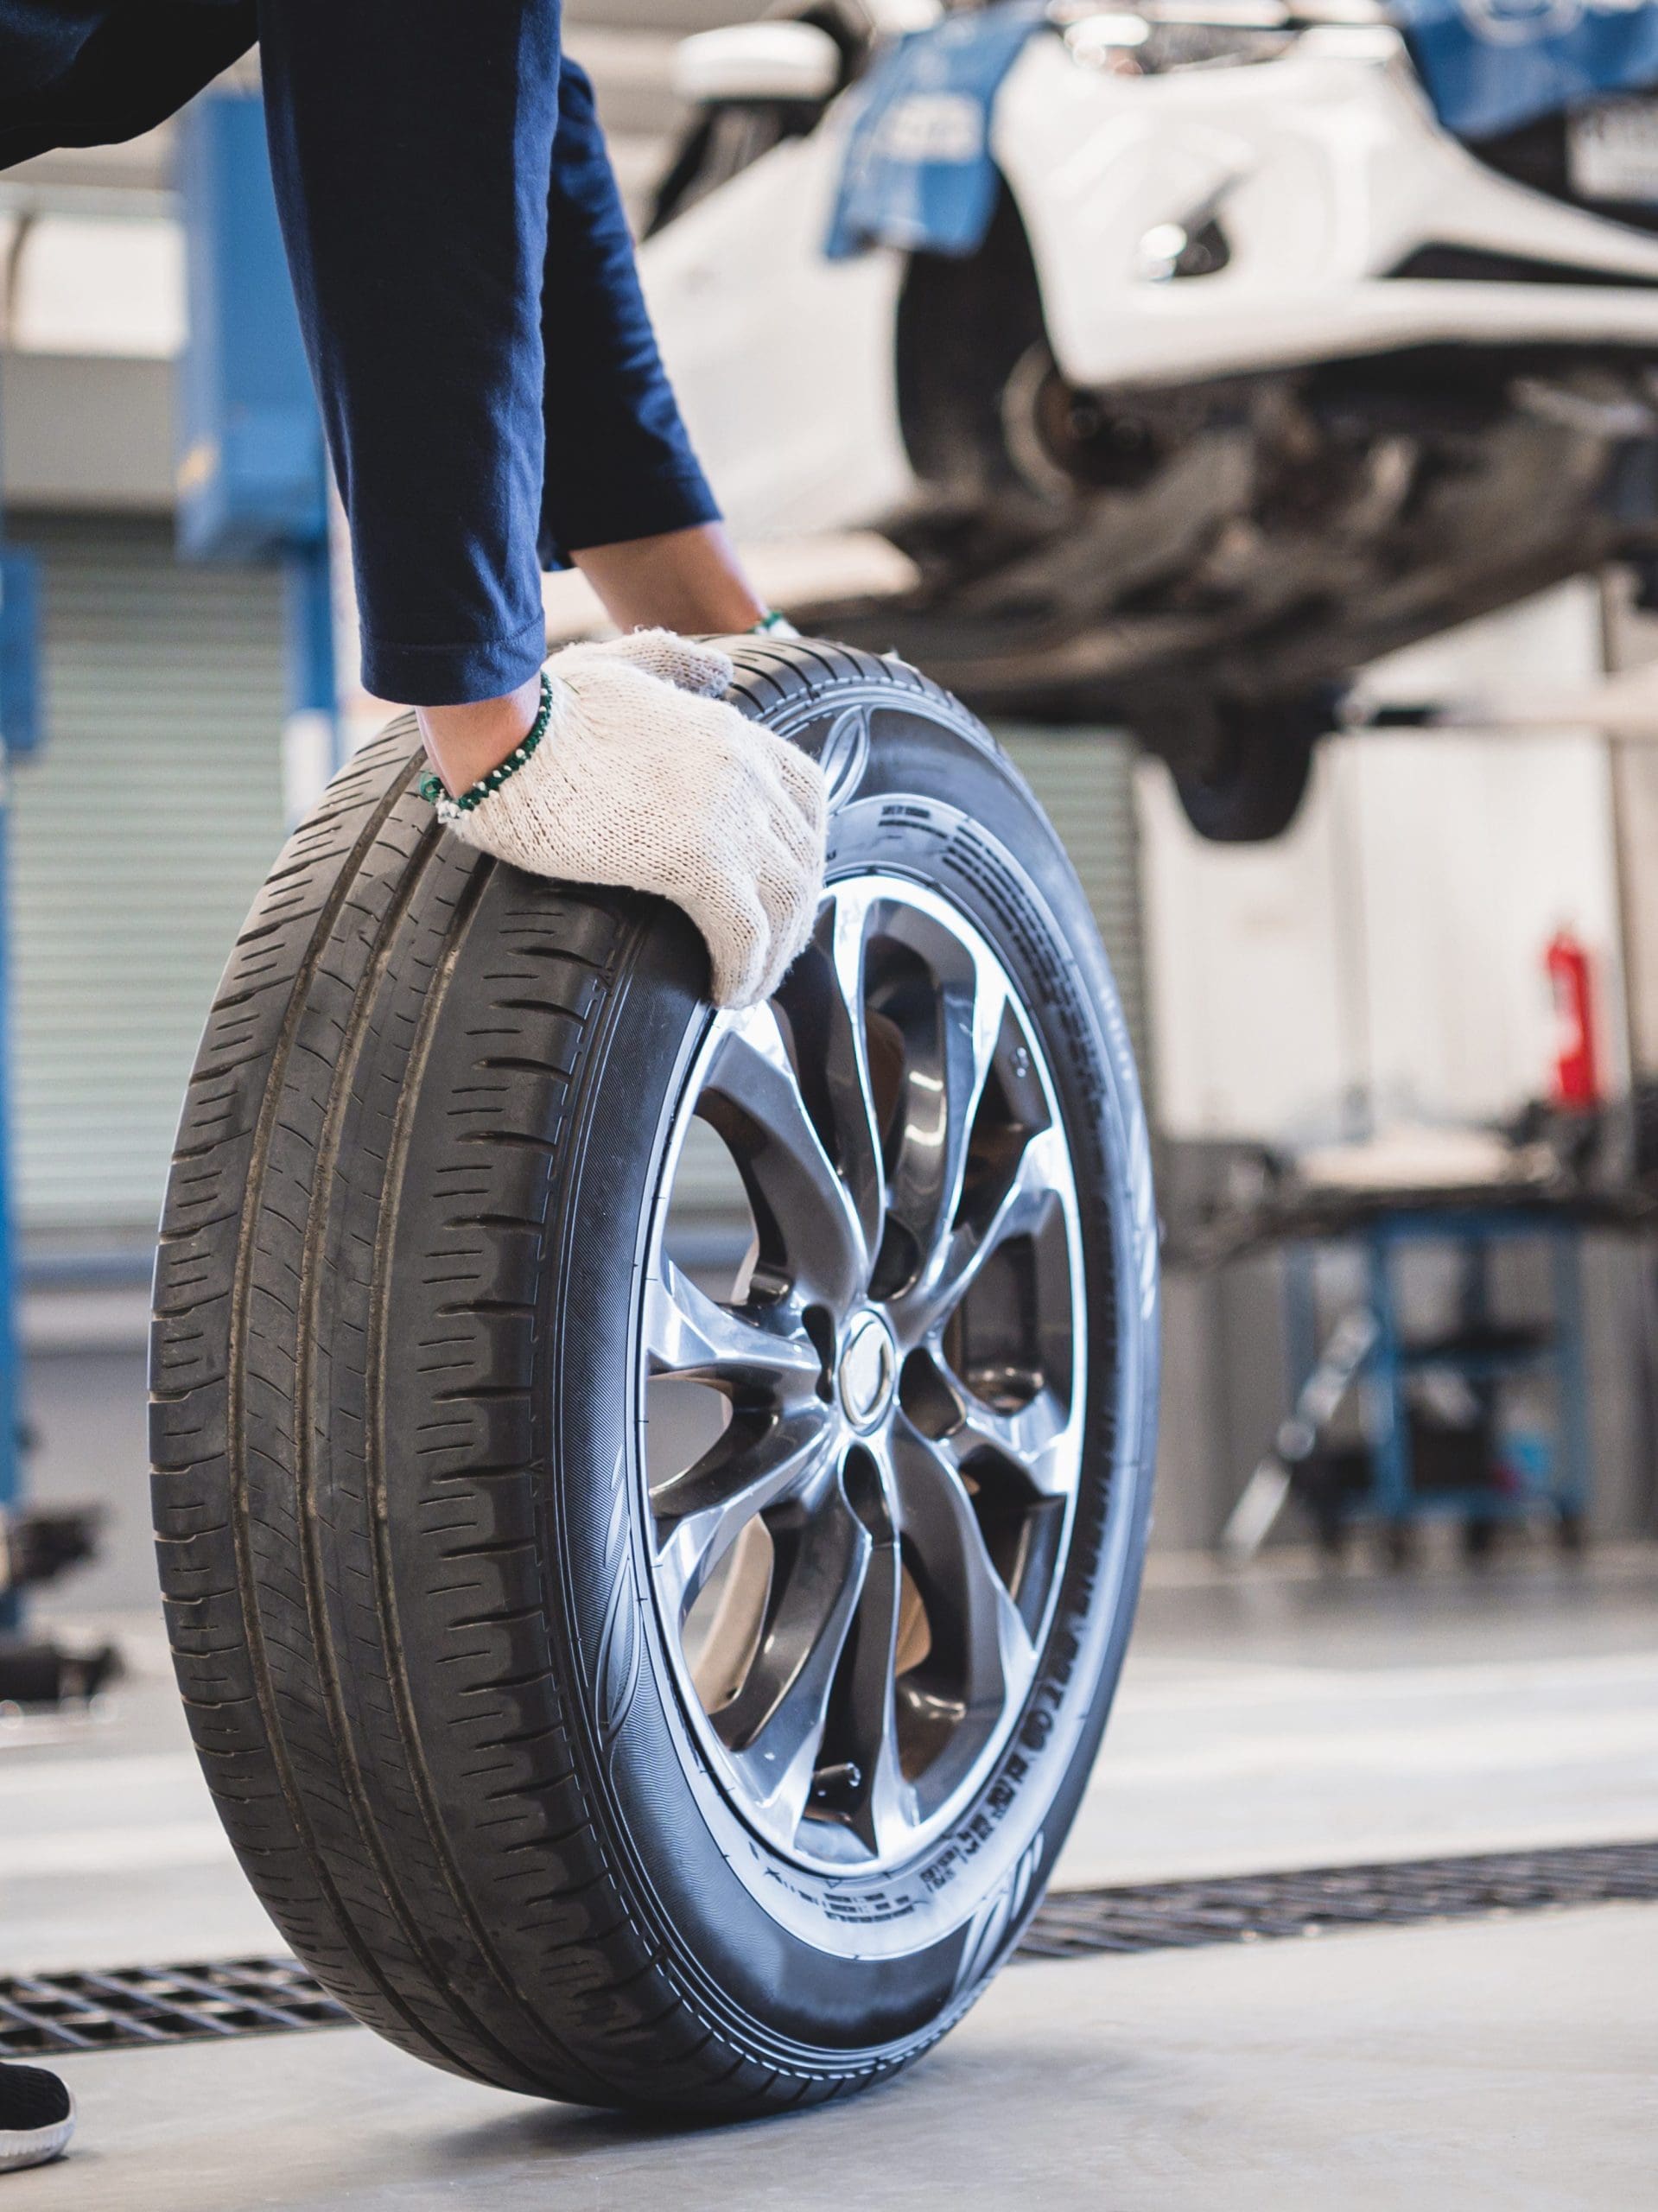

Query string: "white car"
[643, 0, 1658, 836]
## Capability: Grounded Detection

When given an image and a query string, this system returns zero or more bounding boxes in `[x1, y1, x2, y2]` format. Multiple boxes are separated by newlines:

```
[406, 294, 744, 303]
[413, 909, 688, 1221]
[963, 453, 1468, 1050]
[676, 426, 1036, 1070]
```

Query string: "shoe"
[0, 2065, 74, 2173]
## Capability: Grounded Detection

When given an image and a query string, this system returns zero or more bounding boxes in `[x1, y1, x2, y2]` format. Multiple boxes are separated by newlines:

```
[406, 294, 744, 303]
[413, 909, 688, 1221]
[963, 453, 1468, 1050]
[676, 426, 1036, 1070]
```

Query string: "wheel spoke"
[936, 1373, 1077, 1501]
[893, 1122, 1062, 1346]
[886, 1420, 1036, 1723]
[884, 931, 1007, 1269]
[721, 1483, 872, 1840]
[830, 1532, 921, 1861]
[701, 1003, 867, 1313]
[824, 888, 887, 1256]
[652, 1409, 835, 1621]
[643, 1257, 822, 1402]
[772, 891, 887, 1262]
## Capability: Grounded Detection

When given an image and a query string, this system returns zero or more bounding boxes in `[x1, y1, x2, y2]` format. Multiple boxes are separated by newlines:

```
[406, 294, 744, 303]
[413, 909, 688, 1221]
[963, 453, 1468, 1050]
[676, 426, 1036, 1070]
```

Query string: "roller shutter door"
[9, 514, 288, 1246]
[994, 722, 1148, 1077]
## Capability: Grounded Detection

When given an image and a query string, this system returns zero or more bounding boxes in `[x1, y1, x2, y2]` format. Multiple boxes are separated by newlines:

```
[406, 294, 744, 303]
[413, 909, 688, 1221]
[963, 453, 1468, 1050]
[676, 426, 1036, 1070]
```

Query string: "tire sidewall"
[541, 687, 1159, 2063]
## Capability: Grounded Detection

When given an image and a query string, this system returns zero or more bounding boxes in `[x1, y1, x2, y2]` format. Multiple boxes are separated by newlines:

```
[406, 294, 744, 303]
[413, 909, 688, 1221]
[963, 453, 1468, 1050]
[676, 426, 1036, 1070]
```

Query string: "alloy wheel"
[641, 874, 1087, 1873]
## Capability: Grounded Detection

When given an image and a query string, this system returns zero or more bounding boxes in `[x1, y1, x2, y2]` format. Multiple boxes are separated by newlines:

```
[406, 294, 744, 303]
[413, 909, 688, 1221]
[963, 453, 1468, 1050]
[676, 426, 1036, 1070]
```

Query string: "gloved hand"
[439, 631, 827, 1009]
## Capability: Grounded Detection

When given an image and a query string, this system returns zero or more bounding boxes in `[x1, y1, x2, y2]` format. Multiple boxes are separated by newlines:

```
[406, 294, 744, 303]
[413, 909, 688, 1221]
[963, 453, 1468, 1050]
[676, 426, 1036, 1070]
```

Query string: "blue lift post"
[0, 543, 41, 1633]
[175, 86, 338, 760]
[0, 92, 326, 1645]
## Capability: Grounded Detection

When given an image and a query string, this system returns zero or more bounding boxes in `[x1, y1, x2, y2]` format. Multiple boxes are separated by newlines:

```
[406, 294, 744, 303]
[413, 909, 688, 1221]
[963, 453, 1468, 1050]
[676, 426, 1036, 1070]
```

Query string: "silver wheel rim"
[639, 874, 1087, 1875]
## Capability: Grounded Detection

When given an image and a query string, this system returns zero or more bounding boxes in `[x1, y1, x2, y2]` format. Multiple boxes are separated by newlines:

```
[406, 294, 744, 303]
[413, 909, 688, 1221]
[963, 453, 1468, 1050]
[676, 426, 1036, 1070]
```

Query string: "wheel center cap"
[838, 1311, 898, 1431]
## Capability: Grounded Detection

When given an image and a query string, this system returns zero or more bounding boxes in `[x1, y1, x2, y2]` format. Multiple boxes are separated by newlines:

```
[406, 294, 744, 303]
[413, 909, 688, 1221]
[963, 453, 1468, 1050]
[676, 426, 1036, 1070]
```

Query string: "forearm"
[537, 58, 722, 568]
[573, 524, 765, 636]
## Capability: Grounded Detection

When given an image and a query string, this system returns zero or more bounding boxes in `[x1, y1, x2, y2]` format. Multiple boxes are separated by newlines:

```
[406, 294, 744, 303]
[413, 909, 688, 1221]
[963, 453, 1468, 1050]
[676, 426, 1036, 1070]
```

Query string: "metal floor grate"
[1016, 1839, 1658, 1960]
[0, 1958, 353, 2057]
[4, 1839, 1654, 2057]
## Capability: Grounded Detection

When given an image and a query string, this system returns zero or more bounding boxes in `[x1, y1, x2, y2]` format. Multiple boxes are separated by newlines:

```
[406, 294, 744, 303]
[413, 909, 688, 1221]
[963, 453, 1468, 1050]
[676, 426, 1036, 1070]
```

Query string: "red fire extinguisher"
[1546, 927, 1601, 1110]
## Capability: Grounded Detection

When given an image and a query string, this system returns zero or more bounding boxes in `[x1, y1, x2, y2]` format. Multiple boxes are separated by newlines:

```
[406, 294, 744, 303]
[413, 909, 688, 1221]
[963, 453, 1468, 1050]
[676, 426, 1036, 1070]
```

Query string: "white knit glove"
[440, 631, 828, 1009]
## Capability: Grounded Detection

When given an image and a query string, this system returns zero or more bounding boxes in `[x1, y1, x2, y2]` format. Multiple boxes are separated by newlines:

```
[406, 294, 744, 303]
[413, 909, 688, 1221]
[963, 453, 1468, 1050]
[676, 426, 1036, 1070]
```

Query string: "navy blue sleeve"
[257, 0, 717, 706]
[0, 1, 257, 168]
[537, 58, 719, 569]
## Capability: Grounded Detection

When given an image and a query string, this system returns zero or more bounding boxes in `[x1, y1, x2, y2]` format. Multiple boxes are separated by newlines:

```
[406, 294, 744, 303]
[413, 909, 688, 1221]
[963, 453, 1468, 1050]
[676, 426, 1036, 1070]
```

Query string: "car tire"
[1171, 696, 1325, 843]
[150, 638, 1159, 2116]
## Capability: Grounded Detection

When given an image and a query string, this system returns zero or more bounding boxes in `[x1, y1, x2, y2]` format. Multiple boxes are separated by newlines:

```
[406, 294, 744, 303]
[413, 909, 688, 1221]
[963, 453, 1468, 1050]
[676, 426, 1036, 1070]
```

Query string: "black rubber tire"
[150, 638, 1159, 2116]
[1460, 1515, 1502, 1565]
[1172, 699, 1322, 844]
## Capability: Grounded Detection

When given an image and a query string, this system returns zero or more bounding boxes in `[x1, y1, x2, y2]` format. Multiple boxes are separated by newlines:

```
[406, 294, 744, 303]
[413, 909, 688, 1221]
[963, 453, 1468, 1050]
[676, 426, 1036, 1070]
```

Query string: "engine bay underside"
[797, 333, 1658, 749]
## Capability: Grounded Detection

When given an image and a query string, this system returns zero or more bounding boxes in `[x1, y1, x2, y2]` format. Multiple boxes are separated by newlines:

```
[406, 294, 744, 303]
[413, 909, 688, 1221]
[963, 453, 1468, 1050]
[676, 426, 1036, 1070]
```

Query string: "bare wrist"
[417, 672, 544, 797]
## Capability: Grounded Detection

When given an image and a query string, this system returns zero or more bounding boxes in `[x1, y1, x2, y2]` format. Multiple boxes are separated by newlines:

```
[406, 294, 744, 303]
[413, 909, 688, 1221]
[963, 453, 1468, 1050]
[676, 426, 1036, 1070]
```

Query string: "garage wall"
[9, 513, 289, 1249]
[1141, 585, 1631, 1145]
[1141, 728, 1629, 1144]
[1610, 741, 1658, 1081]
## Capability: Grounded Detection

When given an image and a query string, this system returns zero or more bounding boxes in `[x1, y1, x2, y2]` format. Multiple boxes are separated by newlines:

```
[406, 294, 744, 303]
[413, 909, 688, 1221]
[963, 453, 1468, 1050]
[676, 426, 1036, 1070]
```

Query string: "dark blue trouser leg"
[257, 0, 718, 706]
[537, 59, 720, 569]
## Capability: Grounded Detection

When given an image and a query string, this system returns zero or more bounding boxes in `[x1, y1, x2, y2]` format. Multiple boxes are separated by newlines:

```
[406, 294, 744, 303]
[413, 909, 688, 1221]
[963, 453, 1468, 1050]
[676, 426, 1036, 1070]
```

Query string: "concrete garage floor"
[8, 1338, 1658, 2205]
[9, 1907, 1655, 2212]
